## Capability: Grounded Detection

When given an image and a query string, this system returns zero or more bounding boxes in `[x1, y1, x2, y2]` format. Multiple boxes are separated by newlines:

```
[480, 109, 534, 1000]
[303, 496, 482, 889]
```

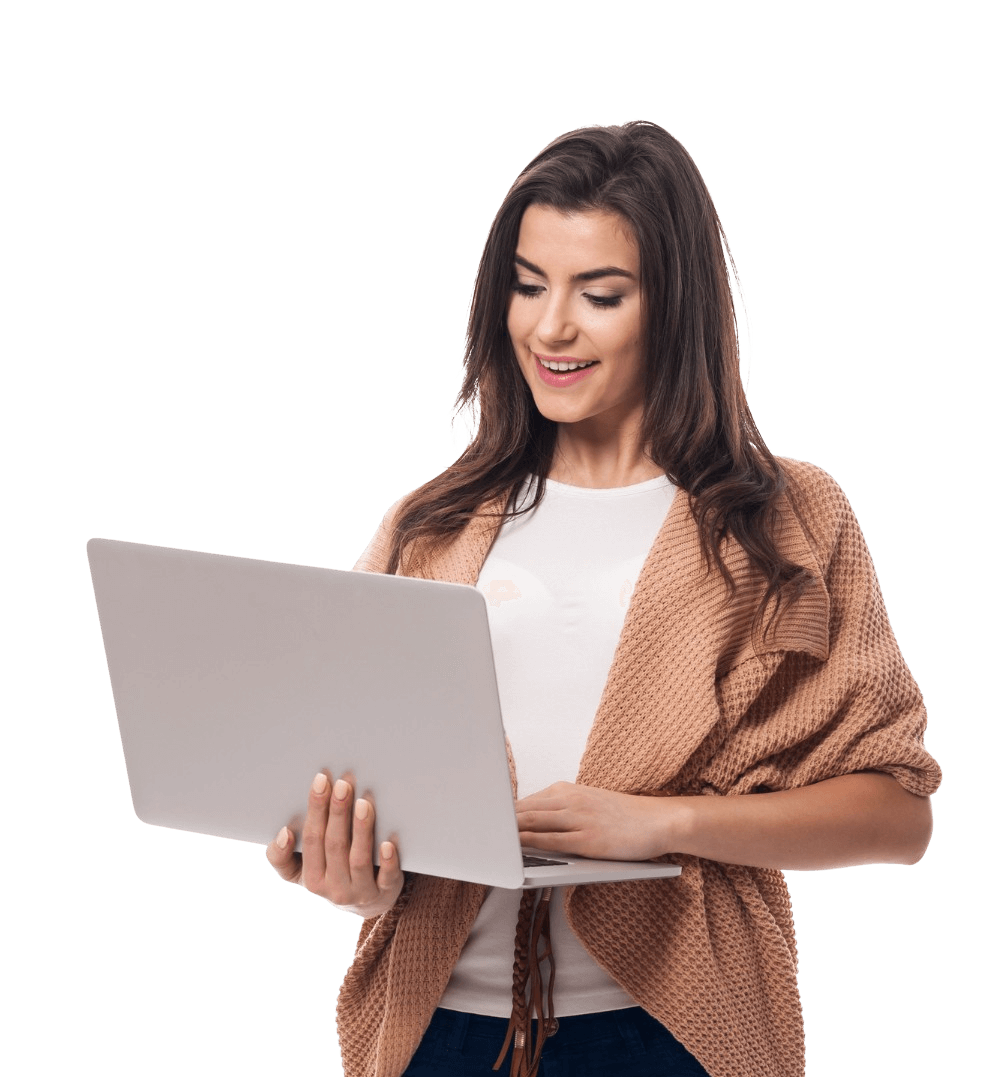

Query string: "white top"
[438, 471, 677, 1016]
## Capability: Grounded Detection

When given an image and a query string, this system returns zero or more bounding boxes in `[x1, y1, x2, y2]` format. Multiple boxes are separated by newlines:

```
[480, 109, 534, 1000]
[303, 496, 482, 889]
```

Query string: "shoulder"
[777, 456, 849, 508]
[352, 492, 414, 574]
[355, 469, 480, 572]
[775, 458, 857, 558]
[770, 454, 852, 529]
[379, 492, 413, 530]
[370, 476, 441, 534]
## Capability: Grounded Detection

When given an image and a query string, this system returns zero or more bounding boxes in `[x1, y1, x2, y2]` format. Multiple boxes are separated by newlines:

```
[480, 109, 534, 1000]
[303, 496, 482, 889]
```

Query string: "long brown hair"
[385, 121, 810, 631]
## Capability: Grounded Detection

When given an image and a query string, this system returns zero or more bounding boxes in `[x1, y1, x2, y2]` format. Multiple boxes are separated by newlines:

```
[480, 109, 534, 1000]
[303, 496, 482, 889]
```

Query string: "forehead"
[516, 204, 638, 271]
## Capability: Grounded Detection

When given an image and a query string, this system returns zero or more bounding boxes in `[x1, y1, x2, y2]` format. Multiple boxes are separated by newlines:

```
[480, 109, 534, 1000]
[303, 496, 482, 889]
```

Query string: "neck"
[546, 424, 664, 489]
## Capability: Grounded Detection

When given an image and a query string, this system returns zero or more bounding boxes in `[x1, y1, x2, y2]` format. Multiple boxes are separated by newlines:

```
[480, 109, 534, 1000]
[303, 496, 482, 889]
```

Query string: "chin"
[532, 400, 591, 426]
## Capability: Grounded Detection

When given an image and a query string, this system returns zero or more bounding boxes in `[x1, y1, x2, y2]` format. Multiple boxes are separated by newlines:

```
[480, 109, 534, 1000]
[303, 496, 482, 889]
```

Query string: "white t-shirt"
[438, 471, 677, 1017]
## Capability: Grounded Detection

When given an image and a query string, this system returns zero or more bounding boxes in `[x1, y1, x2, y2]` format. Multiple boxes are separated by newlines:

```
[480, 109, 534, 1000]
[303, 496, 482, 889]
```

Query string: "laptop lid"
[88, 538, 680, 891]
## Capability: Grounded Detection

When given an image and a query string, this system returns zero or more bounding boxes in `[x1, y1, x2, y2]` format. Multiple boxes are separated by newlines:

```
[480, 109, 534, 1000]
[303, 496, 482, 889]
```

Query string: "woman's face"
[507, 203, 645, 435]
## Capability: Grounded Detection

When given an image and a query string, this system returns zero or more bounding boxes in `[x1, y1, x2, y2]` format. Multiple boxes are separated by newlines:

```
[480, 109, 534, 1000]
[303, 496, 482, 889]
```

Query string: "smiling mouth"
[536, 357, 599, 372]
[532, 354, 601, 388]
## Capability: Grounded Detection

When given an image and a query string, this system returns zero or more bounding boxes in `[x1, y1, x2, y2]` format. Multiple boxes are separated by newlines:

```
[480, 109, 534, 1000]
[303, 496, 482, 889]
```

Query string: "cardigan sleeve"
[713, 465, 941, 799]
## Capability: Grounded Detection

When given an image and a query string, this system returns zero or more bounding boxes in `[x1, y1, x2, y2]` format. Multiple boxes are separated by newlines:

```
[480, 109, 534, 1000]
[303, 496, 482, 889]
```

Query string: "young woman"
[266, 122, 940, 1077]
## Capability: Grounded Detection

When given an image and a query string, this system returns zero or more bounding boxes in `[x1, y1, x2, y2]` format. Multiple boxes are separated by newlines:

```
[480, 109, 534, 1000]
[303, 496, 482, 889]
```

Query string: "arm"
[515, 770, 932, 870]
[669, 771, 932, 868]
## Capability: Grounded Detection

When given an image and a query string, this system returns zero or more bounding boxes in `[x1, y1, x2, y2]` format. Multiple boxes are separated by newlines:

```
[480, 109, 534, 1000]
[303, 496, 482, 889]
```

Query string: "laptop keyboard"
[522, 854, 570, 868]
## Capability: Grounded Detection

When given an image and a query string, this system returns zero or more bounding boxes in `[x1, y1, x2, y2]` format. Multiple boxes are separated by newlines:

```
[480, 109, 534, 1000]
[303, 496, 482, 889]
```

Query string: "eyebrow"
[514, 254, 637, 284]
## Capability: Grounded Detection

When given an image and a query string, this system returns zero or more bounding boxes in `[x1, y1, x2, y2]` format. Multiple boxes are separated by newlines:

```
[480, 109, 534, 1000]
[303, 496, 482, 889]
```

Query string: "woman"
[266, 122, 940, 1077]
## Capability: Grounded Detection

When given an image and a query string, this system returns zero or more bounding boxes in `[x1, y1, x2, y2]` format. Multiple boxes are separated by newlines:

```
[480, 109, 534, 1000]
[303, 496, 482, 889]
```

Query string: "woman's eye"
[512, 282, 542, 299]
[586, 294, 623, 309]
[512, 282, 623, 309]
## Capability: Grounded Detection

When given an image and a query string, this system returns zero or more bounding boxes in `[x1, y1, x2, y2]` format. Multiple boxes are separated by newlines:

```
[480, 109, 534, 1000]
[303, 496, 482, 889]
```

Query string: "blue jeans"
[401, 1007, 711, 1076]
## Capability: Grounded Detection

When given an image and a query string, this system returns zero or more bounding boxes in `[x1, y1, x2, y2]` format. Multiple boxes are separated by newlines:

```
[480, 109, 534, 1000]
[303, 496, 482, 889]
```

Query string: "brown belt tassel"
[493, 886, 558, 1077]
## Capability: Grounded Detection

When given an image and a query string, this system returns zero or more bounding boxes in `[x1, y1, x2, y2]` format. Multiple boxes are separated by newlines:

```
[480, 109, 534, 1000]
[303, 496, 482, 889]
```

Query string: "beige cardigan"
[334, 459, 941, 1077]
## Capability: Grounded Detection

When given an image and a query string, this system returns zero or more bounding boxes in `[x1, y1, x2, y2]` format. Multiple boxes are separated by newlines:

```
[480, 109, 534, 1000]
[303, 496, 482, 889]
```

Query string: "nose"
[534, 289, 576, 346]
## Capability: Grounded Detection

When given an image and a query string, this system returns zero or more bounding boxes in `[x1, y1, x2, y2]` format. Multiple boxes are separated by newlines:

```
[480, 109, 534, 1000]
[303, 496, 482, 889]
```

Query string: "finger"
[266, 826, 303, 883]
[348, 797, 378, 893]
[519, 826, 588, 856]
[516, 807, 574, 834]
[300, 771, 332, 892]
[515, 782, 575, 810]
[323, 777, 355, 895]
[515, 791, 569, 814]
[375, 841, 404, 897]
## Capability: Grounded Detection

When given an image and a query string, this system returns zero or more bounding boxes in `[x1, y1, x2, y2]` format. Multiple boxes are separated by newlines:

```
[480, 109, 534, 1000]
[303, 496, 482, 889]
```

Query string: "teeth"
[540, 359, 597, 372]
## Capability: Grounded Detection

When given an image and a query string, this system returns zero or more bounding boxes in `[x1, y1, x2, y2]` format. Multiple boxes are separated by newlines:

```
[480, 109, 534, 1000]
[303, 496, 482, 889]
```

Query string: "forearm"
[666, 772, 933, 870]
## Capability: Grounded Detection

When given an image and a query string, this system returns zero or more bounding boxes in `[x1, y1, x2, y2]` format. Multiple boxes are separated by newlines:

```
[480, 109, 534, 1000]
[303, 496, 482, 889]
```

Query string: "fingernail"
[276, 827, 289, 850]
[380, 842, 393, 860]
[355, 799, 370, 821]
[312, 772, 328, 794]
[333, 779, 350, 801]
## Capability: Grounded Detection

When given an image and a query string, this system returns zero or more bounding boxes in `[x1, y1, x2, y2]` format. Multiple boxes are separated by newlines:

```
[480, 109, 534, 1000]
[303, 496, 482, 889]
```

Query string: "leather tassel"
[493, 887, 558, 1077]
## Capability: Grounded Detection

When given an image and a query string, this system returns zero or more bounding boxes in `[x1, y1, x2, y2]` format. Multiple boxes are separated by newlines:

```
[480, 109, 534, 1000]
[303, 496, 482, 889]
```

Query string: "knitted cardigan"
[334, 459, 941, 1077]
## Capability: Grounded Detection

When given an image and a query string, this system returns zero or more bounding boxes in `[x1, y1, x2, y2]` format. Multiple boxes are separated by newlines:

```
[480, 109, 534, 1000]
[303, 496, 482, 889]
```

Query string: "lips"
[535, 354, 597, 371]
[533, 354, 600, 388]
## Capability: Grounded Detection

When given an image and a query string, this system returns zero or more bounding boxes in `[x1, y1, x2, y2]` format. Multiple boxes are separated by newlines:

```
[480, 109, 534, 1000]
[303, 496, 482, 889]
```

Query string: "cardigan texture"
[335, 458, 941, 1077]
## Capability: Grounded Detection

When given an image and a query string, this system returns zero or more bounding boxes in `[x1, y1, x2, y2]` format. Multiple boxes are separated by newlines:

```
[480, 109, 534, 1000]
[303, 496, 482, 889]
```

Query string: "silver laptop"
[87, 538, 681, 890]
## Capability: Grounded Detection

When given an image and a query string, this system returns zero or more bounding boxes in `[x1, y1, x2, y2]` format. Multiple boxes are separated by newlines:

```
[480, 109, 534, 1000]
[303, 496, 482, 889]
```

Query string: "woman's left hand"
[517, 773, 932, 870]
[515, 781, 679, 861]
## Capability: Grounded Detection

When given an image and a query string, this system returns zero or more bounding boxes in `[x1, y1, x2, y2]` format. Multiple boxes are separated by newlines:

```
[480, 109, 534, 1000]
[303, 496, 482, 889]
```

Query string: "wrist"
[648, 793, 700, 858]
[666, 795, 700, 857]
[329, 882, 401, 918]
[336, 895, 394, 918]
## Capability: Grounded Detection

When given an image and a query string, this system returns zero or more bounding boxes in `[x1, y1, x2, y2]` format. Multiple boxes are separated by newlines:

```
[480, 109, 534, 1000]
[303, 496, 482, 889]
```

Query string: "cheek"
[618, 318, 644, 359]
[506, 303, 527, 345]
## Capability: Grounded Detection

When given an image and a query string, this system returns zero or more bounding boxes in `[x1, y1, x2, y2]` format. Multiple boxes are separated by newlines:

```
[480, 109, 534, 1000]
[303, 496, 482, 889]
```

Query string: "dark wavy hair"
[385, 121, 810, 633]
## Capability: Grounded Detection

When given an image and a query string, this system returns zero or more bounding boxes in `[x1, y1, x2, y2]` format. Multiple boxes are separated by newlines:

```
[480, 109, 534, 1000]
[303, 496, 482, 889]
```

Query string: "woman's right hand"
[265, 772, 405, 918]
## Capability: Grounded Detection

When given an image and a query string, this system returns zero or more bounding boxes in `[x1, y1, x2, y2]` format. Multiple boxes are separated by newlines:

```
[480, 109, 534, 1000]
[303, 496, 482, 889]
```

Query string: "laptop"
[87, 538, 681, 890]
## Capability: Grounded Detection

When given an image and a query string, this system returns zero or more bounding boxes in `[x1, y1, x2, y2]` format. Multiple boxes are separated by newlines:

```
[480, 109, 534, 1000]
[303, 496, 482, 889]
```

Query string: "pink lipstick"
[534, 354, 599, 388]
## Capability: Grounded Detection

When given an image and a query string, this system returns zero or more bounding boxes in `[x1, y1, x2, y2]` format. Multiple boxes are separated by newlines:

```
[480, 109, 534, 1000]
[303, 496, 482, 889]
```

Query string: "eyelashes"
[511, 282, 624, 310]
